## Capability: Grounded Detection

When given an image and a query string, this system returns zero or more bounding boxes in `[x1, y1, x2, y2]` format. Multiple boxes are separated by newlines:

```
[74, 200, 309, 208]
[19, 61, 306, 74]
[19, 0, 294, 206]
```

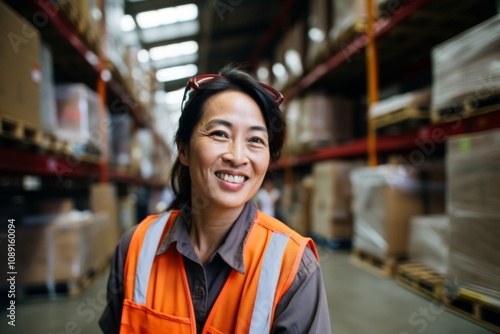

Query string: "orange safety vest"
[120, 210, 318, 334]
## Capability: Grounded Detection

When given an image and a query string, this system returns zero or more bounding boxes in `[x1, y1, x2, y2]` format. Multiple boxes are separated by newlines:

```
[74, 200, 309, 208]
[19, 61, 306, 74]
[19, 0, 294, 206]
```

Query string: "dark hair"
[167, 65, 286, 210]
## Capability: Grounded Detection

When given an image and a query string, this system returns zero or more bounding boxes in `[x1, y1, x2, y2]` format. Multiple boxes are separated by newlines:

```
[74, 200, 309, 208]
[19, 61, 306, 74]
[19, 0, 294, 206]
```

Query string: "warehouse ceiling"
[123, 0, 302, 93]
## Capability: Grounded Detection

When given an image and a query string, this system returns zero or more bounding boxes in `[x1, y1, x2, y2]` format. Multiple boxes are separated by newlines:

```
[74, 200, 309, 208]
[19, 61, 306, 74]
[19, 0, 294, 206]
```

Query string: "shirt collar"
[156, 201, 258, 275]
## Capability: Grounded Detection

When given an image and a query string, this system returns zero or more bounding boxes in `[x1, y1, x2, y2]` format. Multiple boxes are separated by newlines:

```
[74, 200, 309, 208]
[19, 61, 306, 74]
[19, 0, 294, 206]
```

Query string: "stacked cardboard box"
[0, 2, 41, 128]
[283, 20, 305, 85]
[311, 161, 364, 240]
[299, 93, 353, 152]
[287, 176, 314, 236]
[408, 215, 449, 275]
[350, 164, 445, 259]
[446, 129, 500, 301]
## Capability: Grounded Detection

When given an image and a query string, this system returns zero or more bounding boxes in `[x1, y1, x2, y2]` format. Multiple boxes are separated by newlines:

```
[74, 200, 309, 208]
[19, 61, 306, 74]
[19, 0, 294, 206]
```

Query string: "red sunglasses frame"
[181, 74, 284, 111]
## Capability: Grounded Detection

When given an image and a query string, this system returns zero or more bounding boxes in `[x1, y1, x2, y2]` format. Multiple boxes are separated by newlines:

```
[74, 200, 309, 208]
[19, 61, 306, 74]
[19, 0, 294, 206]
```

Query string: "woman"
[99, 66, 331, 333]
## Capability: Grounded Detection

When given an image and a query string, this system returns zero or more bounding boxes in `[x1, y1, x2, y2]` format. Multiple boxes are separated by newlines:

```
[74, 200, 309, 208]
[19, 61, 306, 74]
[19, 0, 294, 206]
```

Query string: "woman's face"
[179, 90, 270, 212]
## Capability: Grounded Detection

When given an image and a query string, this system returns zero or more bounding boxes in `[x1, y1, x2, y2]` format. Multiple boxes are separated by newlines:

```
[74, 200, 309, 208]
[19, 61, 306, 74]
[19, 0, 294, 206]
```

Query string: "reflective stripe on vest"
[134, 212, 171, 305]
[249, 232, 290, 334]
[132, 213, 291, 330]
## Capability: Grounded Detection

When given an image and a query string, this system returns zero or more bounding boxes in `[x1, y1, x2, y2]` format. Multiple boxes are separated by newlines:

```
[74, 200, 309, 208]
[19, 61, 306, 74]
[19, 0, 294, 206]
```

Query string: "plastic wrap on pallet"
[329, 0, 384, 43]
[408, 215, 449, 275]
[446, 129, 500, 301]
[18, 211, 94, 288]
[350, 165, 445, 259]
[431, 14, 500, 113]
[369, 88, 430, 119]
[55, 84, 104, 155]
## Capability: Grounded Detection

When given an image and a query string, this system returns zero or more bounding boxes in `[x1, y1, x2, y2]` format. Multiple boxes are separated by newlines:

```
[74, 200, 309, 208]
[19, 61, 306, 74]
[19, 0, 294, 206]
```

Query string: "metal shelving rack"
[274, 0, 499, 168]
[2, 0, 168, 187]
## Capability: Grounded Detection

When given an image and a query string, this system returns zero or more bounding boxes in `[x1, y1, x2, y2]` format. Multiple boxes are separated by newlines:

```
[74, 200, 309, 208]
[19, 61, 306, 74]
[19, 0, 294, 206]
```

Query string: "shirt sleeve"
[271, 246, 332, 334]
[98, 226, 137, 334]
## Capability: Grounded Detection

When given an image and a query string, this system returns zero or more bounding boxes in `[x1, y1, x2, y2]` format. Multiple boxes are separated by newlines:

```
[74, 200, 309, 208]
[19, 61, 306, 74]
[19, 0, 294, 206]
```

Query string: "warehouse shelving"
[2, 0, 168, 187]
[275, 0, 499, 168]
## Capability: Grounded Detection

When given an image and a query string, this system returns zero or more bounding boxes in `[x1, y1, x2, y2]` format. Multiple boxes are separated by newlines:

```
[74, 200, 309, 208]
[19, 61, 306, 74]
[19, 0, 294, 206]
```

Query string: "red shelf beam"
[276, 110, 500, 168]
[0, 147, 164, 187]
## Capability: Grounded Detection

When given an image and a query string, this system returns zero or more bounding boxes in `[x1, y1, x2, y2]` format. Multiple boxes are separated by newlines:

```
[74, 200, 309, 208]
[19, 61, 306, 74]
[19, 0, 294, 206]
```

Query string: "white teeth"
[216, 172, 246, 184]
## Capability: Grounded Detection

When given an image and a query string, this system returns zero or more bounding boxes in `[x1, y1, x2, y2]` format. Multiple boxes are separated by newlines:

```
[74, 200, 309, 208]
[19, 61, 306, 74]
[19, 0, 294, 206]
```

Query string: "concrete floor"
[0, 248, 493, 334]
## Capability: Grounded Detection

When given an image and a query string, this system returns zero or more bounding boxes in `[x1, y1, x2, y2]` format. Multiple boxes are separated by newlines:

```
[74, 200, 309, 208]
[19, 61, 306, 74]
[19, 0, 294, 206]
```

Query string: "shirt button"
[196, 287, 204, 296]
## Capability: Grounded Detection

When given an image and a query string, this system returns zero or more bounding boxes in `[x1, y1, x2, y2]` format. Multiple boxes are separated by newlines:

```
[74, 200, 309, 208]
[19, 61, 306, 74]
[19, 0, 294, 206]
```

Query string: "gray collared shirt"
[99, 201, 331, 334]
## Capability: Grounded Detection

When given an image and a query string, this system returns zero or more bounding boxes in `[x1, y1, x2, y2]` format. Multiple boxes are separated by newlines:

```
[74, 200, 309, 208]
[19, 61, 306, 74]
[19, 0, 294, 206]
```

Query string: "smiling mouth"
[215, 172, 248, 184]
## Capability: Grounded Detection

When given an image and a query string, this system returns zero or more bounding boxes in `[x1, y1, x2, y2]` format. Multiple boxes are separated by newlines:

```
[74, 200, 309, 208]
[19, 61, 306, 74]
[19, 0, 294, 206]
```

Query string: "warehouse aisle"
[3, 249, 492, 334]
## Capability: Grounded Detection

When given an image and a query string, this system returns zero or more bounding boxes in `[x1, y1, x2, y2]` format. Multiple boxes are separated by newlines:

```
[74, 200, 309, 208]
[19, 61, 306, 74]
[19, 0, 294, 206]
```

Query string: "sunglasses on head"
[181, 74, 284, 112]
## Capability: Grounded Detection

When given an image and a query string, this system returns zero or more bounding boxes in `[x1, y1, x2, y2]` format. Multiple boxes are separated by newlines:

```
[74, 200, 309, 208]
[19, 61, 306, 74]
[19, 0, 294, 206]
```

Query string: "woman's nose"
[223, 140, 248, 166]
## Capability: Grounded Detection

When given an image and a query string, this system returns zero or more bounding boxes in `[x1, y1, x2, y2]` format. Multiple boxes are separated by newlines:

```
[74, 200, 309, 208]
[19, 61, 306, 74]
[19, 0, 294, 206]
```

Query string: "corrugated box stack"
[0, 2, 41, 128]
[446, 128, 500, 302]
[408, 215, 450, 275]
[298, 92, 353, 152]
[350, 163, 445, 260]
[311, 160, 364, 241]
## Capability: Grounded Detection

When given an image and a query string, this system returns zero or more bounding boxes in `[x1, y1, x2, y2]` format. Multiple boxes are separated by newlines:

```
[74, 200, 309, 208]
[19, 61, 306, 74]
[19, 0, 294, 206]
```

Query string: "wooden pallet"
[431, 92, 500, 124]
[0, 116, 42, 144]
[351, 248, 404, 278]
[445, 288, 500, 333]
[373, 107, 429, 130]
[396, 262, 444, 300]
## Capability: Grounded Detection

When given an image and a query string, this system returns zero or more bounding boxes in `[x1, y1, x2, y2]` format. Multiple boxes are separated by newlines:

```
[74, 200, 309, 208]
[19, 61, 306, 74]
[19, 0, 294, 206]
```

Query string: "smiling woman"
[99, 65, 332, 334]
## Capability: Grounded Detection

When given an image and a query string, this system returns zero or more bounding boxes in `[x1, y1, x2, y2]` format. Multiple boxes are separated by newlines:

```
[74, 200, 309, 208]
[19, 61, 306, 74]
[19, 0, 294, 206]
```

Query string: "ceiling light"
[156, 64, 198, 82]
[164, 88, 185, 104]
[257, 66, 269, 81]
[149, 41, 198, 61]
[136, 4, 198, 29]
[137, 49, 150, 63]
[285, 50, 303, 77]
[308, 28, 325, 43]
[121, 14, 136, 32]
[272, 63, 288, 81]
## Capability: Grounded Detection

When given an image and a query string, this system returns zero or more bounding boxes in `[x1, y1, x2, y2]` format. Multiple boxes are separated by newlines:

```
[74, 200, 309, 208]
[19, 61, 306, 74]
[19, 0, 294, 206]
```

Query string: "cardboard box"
[446, 128, 500, 301]
[311, 161, 364, 239]
[299, 93, 354, 152]
[40, 42, 57, 133]
[90, 183, 120, 254]
[409, 215, 449, 275]
[0, 2, 41, 128]
[447, 129, 500, 216]
[447, 215, 500, 301]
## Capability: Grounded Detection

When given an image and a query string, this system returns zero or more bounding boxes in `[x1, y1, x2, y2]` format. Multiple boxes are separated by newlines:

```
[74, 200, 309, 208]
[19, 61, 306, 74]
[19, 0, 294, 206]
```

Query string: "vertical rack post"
[97, 0, 109, 183]
[366, 0, 379, 166]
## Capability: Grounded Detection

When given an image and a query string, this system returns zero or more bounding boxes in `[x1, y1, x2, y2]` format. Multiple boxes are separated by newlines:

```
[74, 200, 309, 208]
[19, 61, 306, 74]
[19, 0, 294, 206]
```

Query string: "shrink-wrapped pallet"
[408, 215, 449, 275]
[446, 129, 500, 301]
[329, 0, 384, 44]
[350, 164, 445, 259]
[431, 14, 500, 121]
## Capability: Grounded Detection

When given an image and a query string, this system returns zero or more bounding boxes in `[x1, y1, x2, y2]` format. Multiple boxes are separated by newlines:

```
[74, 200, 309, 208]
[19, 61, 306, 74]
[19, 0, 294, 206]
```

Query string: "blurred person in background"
[99, 65, 331, 334]
[255, 174, 281, 218]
